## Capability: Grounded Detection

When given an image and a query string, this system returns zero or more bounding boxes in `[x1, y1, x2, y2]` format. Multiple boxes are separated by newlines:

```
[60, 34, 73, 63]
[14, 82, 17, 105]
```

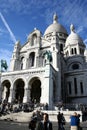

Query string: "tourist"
[28, 116, 37, 130]
[57, 112, 62, 130]
[70, 112, 79, 130]
[57, 112, 66, 130]
[36, 113, 53, 130]
[78, 114, 81, 130]
[61, 113, 66, 130]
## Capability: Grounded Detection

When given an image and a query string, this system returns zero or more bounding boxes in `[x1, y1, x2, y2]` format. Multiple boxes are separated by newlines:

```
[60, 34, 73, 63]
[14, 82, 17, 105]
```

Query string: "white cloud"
[0, 27, 7, 35]
[76, 26, 84, 34]
[0, 0, 52, 14]
[43, 0, 87, 28]
[0, 12, 17, 43]
[0, 0, 87, 28]
[84, 39, 87, 44]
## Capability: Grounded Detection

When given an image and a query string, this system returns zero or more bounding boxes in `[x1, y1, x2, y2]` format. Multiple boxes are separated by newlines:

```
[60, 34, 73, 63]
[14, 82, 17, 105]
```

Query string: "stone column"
[23, 58, 27, 69]
[8, 87, 13, 103]
[3, 86, 7, 101]
[41, 63, 53, 109]
[23, 83, 30, 103]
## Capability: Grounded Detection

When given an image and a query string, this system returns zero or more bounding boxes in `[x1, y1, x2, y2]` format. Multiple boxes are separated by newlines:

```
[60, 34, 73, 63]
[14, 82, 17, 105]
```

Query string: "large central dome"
[44, 14, 67, 36]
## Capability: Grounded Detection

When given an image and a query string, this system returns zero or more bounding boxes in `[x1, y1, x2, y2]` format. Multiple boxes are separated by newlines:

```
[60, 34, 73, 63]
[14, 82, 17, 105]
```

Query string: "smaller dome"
[44, 13, 68, 36]
[15, 40, 20, 46]
[65, 24, 85, 47]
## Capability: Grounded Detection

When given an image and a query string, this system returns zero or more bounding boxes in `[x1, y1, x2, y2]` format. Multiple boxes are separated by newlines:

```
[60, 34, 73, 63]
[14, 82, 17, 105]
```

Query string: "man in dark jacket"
[57, 112, 63, 130]
[36, 113, 53, 130]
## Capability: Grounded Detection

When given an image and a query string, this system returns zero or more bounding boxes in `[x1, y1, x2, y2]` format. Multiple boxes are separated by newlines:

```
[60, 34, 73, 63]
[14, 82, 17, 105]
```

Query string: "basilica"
[0, 14, 87, 109]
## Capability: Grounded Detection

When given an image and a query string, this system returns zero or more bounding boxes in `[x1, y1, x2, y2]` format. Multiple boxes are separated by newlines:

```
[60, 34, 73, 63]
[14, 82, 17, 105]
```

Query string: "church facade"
[0, 14, 87, 109]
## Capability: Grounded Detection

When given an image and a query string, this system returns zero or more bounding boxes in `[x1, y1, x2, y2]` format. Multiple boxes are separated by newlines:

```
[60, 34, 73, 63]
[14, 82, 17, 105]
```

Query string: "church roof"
[44, 14, 68, 36]
[65, 24, 85, 47]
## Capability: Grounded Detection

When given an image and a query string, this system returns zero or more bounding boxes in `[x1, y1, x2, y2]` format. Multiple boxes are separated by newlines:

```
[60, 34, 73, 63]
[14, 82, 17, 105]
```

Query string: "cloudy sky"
[0, 0, 87, 68]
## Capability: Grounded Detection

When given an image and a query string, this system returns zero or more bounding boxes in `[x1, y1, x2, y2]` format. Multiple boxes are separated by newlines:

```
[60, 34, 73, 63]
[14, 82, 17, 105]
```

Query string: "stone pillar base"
[23, 96, 28, 103]
[8, 96, 12, 103]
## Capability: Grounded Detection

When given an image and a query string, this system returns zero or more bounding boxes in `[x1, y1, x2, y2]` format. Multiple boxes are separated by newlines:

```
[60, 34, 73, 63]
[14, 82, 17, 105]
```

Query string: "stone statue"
[43, 50, 52, 63]
[0, 59, 8, 72]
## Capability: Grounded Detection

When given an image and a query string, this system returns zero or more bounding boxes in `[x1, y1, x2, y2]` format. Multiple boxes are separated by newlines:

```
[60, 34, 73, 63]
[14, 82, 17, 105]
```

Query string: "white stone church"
[0, 14, 87, 109]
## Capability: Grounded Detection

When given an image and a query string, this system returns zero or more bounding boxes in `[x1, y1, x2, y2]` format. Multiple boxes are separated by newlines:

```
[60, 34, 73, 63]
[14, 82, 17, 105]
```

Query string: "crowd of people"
[1, 100, 87, 130]
[0, 100, 49, 117]
[28, 111, 82, 130]
[29, 111, 53, 130]
[0, 100, 34, 116]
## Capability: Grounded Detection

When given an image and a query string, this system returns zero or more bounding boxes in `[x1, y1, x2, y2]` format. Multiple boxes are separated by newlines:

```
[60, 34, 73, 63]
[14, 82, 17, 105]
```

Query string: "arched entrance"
[2, 80, 11, 102]
[14, 79, 25, 103]
[30, 78, 41, 103]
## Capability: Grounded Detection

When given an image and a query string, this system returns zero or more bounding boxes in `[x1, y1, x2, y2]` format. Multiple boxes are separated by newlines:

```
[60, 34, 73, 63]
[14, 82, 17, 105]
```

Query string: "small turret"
[10, 41, 21, 71]
[53, 13, 58, 24]
[70, 24, 75, 33]
[12, 40, 21, 59]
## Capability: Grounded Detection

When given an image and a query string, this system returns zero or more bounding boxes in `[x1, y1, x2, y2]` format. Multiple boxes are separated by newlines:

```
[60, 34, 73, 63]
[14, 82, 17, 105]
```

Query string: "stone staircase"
[0, 111, 33, 122]
[0, 110, 82, 122]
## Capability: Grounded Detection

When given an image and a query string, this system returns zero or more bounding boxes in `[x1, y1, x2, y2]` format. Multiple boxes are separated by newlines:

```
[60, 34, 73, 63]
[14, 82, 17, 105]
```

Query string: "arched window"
[80, 82, 83, 94]
[71, 48, 74, 54]
[74, 78, 77, 94]
[68, 82, 72, 94]
[21, 57, 24, 70]
[32, 34, 37, 45]
[29, 52, 35, 67]
[74, 48, 77, 54]
[72, 64, 79, 70]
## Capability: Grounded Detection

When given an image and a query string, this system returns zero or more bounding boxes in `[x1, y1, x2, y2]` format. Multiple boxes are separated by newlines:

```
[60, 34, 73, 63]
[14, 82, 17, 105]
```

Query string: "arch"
[74, 48, 77, 54]
[29, 77, 41, 103]
[1, 80, 11, 102]
[20, 57, 25, 70]
[71, 48, 74, 54]
[29, 52, 35, 67]
[68, 62, 82, 71]
[72, 64, 79, 70]
[32, 34, 37, 45]
[13, 78, 25, 103]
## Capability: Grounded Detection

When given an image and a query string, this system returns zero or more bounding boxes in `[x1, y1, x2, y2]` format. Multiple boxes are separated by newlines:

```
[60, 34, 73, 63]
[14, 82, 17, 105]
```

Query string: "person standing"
[57, 112, 63, 130]
[61, 113, 66, 130]
[77, 114, 81, 130]
[70, 112, 79, 130]
[28, 116, 37, 130]
[36, 113, 53, 130]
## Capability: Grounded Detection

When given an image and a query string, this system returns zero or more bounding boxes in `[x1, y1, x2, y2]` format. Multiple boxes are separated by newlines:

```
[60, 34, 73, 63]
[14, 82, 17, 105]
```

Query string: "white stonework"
[0, 14, 87, 109]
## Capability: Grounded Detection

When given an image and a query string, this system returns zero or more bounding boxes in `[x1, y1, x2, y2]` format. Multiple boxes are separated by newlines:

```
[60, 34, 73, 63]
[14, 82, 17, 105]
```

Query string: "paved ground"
[0, 120, 87, 130]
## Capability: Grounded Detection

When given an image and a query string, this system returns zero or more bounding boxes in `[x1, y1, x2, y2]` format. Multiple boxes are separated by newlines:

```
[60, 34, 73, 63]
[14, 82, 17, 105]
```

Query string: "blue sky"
[0, 0, 87, 69]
